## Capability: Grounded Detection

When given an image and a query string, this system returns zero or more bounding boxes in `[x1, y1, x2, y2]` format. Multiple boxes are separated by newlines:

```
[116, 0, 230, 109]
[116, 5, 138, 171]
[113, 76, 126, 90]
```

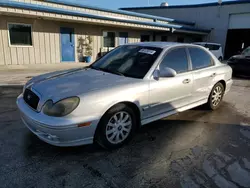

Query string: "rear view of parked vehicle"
[17, 42, 233, 149]
[194, 42, 223, 61]
[227, 46, 250, 77]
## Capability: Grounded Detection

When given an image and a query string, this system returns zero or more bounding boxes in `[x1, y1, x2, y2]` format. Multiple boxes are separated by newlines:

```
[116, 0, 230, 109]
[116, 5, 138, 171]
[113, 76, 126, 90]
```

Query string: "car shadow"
[22, 100, 249, 158]
[4, 85, 250, 187]
[233, 75, 250, 80]
[14, 101, 250, 188]
[23, 132, 104, 157]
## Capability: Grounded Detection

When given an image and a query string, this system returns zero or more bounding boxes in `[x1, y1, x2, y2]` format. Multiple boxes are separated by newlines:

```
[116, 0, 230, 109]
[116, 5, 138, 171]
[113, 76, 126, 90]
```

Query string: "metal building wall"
[124, 3, 250, 53]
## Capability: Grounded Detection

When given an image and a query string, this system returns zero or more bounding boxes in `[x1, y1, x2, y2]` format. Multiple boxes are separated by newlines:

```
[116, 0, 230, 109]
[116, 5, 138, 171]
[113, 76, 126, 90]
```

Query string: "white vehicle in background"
[194, 42, 223, 61]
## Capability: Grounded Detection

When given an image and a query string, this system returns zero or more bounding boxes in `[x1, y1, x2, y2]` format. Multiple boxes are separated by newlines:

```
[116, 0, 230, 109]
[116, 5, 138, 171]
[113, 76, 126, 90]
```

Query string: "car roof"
[125, 42, 198, 49]
[194, 42, 221, 46]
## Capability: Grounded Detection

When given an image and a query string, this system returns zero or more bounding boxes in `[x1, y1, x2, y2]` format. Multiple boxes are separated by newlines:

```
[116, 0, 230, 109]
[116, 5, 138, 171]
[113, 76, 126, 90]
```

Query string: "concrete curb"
[0, 84, 24, 88]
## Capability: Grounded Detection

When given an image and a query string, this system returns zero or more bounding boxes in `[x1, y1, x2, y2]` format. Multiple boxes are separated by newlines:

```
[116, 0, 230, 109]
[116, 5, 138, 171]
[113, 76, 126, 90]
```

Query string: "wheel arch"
[208, 80, 226, 99]
[121, 101, 141, 128]
[217, 80, 226, 91]
[94, 101, 142, 139]
[104, 101, 141, 127]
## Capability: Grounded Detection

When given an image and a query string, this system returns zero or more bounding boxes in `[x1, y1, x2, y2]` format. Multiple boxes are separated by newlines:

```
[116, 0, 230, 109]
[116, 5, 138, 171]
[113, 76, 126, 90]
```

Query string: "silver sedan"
[17, 42, 233, 149]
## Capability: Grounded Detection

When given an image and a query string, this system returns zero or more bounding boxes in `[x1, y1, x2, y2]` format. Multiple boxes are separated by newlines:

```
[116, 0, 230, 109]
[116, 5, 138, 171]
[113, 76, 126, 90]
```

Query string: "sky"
[67, 0, 237, 9]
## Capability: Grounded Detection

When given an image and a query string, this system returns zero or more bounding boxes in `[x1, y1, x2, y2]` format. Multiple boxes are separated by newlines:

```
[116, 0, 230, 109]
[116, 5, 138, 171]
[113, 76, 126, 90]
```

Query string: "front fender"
[100, 99, 142, 118]
[72, 82, 149, 121]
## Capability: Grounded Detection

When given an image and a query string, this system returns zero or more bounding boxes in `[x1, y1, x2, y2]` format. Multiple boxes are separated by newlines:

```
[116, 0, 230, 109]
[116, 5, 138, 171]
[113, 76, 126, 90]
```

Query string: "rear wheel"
[207, 82, 225, 110]
[95, 104, 137, 150]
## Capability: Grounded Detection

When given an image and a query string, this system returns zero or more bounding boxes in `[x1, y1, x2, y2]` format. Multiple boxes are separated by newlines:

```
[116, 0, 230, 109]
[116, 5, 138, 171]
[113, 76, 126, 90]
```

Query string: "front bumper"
[17, 94, 100, 147]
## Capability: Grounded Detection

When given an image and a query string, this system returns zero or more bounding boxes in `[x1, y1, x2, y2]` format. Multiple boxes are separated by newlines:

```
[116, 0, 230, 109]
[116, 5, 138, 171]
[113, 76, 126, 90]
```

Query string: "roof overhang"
[0, 0, 170, 31]
[172, 28, 209, 35]
[46, 0, 195, 26]
[0, 0, 210, 34]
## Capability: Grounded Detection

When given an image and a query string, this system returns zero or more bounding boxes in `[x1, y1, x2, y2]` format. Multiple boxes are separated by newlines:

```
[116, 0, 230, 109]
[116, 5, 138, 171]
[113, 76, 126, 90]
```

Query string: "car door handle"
[183, 79, 191, 84]
[210, 73, 216, 77]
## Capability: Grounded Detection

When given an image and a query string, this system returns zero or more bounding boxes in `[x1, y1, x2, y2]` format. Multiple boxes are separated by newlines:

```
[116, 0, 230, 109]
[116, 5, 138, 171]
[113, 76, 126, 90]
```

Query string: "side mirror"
[160, 67, 177, 78]
[153, 69, 160, 80]
[153, 67, 177, 80]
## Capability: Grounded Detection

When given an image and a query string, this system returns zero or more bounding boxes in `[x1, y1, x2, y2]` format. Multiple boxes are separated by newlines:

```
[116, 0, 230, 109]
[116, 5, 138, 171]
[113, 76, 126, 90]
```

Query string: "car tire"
[207, 82, 225, 110]
[95, 103, 137, 150]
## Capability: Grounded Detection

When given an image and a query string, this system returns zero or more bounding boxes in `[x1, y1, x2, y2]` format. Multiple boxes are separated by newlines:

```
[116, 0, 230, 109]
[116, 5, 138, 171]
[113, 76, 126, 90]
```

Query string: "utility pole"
[148, 0, 150, 6]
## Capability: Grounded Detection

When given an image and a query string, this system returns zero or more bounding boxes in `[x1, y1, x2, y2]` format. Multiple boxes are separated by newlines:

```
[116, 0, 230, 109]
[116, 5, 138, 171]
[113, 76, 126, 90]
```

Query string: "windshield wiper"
[105, 69, 125, 76]
[90, 65, 102, 71]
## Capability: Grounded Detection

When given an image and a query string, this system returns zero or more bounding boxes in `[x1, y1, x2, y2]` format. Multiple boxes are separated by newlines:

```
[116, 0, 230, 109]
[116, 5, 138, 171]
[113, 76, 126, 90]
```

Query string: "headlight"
[43, 97, 80, 117]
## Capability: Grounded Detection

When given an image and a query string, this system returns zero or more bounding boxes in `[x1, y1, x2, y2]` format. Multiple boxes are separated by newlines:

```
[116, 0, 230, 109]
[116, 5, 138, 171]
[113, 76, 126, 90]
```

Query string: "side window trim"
[187, 47, 215, 71]
[185, 47, 193, 71]
[157, 46, 191, 75]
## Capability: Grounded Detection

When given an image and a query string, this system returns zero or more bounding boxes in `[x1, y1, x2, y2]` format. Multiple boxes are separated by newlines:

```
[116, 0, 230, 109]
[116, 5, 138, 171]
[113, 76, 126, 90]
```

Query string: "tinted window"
[8, 24, 32, 45]
[160, 48, 189, 73]
[195, 43, 206, 47]
[177, 37, 184, 43]
[141, 35, 150, 42]
[213, 45, 220, 50]
[206, 44, 220, 51]
[189, 47, 214, 70]
[103, 31, 115, 47]
[119, 32, 128, 45]
[242, 47, 250, 56]
[92, 45, 162, 79]
[194, 38, 202, 42]
[161, 36, 168, 41]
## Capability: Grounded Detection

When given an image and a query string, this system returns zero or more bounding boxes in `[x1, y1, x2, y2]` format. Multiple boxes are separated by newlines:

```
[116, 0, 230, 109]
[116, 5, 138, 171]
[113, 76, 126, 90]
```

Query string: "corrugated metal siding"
[74, 25, 143, 62]
[0, 15, 142, 65]
[0, 20, 6, 65]
[0, 16, 60, 65]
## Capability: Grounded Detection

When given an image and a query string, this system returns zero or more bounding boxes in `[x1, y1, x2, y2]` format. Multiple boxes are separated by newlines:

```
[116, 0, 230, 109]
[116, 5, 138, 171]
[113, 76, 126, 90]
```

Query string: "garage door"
[229, 13, 250, 29]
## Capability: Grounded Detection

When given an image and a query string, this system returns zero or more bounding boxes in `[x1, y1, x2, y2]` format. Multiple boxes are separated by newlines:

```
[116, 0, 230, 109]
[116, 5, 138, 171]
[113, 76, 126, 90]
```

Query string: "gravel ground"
[0, 78, 250, 188]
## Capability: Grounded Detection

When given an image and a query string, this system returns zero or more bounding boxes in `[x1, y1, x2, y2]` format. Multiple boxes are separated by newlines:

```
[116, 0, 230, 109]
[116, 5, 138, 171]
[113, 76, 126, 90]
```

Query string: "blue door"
[119, 32, 128, 45]
[60, 27, 75, 62]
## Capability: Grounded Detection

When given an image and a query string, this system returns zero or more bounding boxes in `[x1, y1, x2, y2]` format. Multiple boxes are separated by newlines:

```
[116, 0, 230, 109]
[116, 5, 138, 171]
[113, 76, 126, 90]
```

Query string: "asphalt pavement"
[0, 79, 250, 188]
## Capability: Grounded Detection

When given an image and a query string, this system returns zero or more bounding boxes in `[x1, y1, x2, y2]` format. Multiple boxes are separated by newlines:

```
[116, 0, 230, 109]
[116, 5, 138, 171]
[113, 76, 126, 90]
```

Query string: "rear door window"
[212, 45, 220, 51]
[188, 47, 214, 70]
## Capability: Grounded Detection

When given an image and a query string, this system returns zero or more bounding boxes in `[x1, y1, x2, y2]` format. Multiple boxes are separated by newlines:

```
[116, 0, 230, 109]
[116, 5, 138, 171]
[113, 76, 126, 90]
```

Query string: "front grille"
[23, 89, 40, 110]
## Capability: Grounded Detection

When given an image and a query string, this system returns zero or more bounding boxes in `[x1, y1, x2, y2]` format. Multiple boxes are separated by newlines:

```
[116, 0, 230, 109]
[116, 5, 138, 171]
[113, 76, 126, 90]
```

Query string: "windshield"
[91, 45, 162, 79]
[242, 47, 250, 56]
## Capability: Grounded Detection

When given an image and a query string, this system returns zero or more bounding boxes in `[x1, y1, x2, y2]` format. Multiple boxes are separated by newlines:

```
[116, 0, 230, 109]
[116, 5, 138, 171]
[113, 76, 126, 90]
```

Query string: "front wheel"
[207, 82, 225, 110]
[95, 104, 137, 150]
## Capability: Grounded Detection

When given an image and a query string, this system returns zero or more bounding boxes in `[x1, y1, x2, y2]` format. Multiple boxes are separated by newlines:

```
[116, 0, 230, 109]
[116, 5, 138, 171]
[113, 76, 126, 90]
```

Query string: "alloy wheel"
[105, 111, 132, 144]
[212, 86, 223, 106]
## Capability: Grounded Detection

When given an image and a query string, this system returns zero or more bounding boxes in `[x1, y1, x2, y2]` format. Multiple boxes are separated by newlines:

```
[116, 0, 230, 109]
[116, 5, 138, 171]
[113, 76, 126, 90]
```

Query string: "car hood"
[28, 68, 136, 101]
